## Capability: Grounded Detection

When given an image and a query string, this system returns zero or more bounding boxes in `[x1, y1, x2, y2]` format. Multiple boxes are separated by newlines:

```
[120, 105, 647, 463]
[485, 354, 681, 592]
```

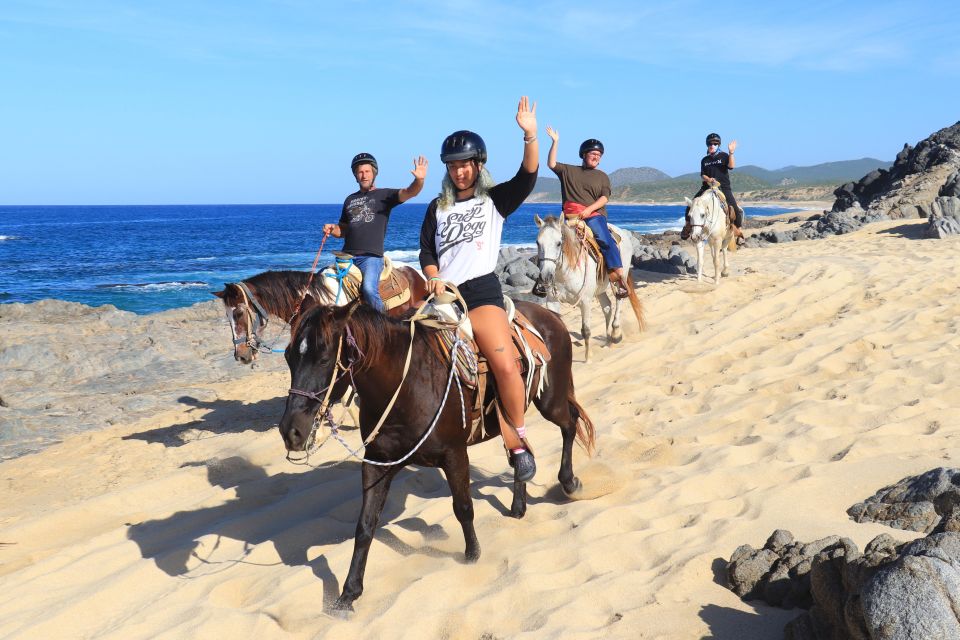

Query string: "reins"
[286, 291, 471, 468]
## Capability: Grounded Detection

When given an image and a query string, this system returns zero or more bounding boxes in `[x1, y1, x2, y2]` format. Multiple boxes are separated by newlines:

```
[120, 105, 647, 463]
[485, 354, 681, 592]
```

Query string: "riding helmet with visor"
[350, 152, 378, 175]
[579, 139, 604, 159]
[706, 133, 721, 146]
[440, 130, 487, 164]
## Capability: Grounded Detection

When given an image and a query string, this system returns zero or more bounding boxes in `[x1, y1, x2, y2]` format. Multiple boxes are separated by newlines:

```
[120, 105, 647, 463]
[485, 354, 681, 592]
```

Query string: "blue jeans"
[353, 255, 385, 313]
[584, 216, 622, 271]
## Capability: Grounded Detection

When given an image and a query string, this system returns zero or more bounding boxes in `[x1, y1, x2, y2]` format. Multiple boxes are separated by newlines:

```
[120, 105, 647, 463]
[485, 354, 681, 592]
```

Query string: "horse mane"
[557, 218, 582, 266]
[296, 301, 439, 375]
[243, 270, 335, 317]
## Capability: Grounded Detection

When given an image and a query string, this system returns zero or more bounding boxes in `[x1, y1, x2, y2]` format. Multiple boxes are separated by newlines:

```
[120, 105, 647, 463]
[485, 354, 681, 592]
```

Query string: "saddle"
[563, 218, 621, 281]
[418, 293, 551, 444]
[321, 253, 411, 310]
[706, 186, 739, 225]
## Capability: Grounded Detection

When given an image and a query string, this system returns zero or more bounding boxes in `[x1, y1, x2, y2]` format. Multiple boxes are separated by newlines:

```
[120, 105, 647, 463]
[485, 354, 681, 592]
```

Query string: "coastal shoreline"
[2, 216, 958, 638]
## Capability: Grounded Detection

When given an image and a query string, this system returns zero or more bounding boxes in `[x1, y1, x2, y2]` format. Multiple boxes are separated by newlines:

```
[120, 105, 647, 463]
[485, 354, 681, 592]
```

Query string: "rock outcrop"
[830, 121, 960, 237]
[847, 468, 960, 534]
[726, 468, 960, 638]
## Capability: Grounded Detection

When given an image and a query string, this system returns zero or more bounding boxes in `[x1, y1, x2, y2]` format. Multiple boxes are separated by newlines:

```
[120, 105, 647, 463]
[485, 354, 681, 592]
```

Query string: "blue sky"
[2, 0, 958, 204]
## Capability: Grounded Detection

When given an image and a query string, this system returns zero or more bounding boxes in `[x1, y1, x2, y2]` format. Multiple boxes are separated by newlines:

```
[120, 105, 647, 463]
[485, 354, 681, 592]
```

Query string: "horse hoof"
[509, 505, 527, 519]
[562, 477, 583, 498]
[331, 599, 355, 618]
[465, 548, 481, 563]
[609, 335, 623, 345]
[721, 269, 729, 277]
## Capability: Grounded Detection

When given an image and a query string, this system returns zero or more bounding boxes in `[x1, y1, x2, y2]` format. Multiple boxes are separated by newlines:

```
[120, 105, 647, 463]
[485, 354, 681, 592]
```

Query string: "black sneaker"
[512, 450, 536, 482]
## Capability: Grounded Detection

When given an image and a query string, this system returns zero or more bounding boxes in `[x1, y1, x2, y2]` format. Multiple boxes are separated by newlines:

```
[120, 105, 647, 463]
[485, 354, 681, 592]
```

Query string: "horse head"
[535, 214, 576, 291]
[213, 282, 269, 364]
[279, 299, 360, 454]
[685, 190, 724, 242]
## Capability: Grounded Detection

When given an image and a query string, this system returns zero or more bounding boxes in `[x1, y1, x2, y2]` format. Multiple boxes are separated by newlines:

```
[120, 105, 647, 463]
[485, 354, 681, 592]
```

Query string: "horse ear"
[299, 293, 318, 315]
[212, 289, 225, 298]
[684, 197, 693, 206]
[534, 214, 544, 227]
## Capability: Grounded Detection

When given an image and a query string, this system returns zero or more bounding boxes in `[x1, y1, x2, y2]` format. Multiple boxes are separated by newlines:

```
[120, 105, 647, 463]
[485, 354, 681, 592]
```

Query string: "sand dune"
[1, 216, 957, 639]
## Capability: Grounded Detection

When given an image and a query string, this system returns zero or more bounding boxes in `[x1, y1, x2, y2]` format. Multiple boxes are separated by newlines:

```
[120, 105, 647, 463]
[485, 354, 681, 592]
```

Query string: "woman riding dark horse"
[279, 296, 595, 612]
[419, 96, 541, 482]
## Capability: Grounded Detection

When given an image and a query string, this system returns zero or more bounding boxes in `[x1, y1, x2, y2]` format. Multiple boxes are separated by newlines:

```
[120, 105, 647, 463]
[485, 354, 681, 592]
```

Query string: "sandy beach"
[2, 214, 958, 639]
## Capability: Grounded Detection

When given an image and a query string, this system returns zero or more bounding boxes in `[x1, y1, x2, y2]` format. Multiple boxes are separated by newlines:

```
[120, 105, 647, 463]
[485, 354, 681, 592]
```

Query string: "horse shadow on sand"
[694, 557, 800, 639]
[877, 222, 928, 240]
[121, 395, 287, 447]
[126, 453, 568, 611]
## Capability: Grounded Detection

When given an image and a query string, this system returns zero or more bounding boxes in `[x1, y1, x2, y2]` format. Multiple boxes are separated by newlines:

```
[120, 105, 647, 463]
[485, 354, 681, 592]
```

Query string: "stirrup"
[613, 280, 630, 299]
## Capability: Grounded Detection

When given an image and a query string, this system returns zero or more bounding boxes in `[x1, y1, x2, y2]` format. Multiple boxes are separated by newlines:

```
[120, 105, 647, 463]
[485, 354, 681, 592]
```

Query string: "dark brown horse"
[213, 267, 428, 364]
[279, 298, 595, 612]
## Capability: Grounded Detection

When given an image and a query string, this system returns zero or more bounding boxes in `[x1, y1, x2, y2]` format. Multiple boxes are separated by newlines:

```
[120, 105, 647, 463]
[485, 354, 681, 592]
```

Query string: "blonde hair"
[437, 163, 495, 211]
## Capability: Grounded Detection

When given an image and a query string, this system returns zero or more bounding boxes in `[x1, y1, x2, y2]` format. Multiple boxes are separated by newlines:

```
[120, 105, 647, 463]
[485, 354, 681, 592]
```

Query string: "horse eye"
[299, 337, 309, 355]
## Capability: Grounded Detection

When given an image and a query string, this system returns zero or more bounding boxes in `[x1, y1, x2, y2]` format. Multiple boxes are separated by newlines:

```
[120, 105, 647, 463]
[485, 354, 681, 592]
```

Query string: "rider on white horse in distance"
[680, 132, 744, 242]
[531, 128, 631, 300]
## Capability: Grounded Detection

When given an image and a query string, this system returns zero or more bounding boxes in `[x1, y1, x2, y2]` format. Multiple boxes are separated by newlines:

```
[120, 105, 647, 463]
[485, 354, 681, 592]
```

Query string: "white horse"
[684, 188, 734, 285]
[534, 215, 645, 362]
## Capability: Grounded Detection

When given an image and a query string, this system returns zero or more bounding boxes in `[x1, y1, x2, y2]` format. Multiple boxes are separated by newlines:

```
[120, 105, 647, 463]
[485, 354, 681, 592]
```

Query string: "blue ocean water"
[0, 202, 802, 314]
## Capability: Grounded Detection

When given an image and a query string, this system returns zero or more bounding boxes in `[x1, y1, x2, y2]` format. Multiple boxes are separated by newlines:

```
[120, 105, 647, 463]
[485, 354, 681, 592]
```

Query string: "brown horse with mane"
[279, 297, 595, 612]
[213, 267, 428, 364]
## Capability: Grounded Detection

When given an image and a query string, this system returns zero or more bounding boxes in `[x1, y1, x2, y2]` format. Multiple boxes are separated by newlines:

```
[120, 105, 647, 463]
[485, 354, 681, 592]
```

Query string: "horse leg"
[335, 462, 401, 612]
[696, 241, 705, 282]
[712, 239, 722, 285]
[599, 291, 621, 344]
[579, 299, 592, 362]
[442, 448, 482, 556]
[721, 242, 730, 278]
[533, 373, 583, 497]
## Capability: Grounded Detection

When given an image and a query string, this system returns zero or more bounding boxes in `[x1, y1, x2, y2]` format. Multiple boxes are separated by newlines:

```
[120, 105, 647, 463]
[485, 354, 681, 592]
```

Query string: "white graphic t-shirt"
[419, 167, 536, 285]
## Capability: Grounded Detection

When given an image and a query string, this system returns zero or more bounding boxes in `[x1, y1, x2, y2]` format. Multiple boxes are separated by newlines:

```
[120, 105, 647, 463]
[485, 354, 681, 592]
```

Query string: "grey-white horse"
[684, 188, 734, 285]
[534, 215, 645, 362]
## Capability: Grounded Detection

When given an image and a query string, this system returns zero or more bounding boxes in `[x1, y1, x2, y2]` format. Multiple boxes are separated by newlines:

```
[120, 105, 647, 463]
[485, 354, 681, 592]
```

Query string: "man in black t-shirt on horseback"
[323, 153, 427, 312]
[680, 133, 744, 241]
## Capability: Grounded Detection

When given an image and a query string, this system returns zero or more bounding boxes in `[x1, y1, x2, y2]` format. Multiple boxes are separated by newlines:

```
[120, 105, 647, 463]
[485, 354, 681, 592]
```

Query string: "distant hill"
[528, 158, 893, 203]
[609, 167, 671, 186]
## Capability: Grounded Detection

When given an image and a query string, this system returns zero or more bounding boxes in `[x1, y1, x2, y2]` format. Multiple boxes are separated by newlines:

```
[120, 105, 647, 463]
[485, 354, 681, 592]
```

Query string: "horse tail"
[567, 378, 596, 456]
[625, 270, 646, 333]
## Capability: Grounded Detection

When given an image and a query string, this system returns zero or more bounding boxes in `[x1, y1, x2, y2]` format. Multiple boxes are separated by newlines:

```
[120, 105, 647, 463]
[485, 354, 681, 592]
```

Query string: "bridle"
[225, 282, 271, 356]
[689, 189, 726, 236]
[536, 219, 595, 303]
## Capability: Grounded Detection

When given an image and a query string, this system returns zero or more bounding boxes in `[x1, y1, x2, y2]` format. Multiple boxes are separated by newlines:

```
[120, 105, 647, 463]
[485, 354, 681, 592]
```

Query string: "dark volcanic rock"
[830, 122, 960, 224]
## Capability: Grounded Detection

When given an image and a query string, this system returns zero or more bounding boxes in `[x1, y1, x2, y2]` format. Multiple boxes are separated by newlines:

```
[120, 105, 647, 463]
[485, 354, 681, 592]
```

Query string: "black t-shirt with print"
[700, 151, 733, 190]
[337, 187, 402, 257]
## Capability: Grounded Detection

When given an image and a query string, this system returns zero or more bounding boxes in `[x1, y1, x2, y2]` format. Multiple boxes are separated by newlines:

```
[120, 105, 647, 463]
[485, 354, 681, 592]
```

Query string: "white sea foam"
[97, 281, 209, 292]
[0, 235, 19, 241]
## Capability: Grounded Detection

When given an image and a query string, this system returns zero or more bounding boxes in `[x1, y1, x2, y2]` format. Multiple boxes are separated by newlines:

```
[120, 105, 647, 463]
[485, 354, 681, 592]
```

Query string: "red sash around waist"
[562, 201, 601, 220]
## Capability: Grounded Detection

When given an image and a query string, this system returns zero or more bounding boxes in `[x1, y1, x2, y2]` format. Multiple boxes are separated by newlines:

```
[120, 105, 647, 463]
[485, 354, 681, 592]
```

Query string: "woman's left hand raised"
[516, 96, 537, 137]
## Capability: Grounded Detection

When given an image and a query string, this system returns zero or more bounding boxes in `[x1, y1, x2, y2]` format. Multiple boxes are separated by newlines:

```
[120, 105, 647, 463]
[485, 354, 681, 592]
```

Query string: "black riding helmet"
[579, 139, 604, 159]
[350, 152, 378, 175]
[440, 130, 487, 164]
[706, 133, 721, 146]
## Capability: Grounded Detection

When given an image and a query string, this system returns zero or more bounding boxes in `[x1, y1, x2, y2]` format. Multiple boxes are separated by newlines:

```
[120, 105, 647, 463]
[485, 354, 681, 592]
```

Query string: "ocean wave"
[95, 281, 209, 292]
[0, 235, 19, 241]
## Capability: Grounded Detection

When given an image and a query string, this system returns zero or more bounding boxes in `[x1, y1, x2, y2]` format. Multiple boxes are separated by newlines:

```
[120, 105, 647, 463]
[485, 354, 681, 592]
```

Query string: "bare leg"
[468, 305, 525, 449]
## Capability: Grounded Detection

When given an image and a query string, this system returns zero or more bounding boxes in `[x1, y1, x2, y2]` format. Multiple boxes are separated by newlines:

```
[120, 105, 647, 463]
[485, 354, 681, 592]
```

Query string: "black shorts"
[457, 272, 505, 311]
